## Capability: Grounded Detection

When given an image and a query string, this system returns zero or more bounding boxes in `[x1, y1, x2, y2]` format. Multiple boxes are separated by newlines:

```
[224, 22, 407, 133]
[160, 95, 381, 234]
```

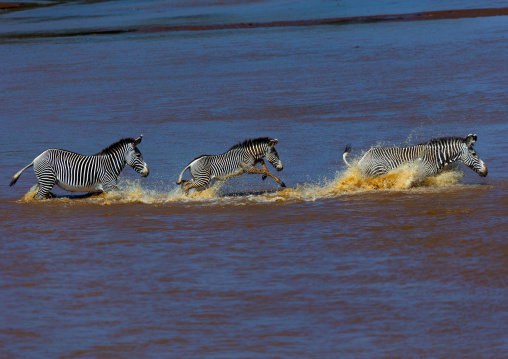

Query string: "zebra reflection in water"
[177, 137, 285, 196]
[10, 136, 149, 199]
[343, 134, 488, 178]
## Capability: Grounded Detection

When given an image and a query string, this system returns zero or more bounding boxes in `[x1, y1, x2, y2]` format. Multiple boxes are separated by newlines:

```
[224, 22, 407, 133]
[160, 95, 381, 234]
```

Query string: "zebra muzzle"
[479, 163, 488, 177]
[140, 166, 150, 177]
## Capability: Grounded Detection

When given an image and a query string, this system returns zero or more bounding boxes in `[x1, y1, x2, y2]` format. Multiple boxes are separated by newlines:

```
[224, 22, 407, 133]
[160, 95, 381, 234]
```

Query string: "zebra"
[343, 134, 488, 178]
[10, 135, 149, 199]
[176, 137, 285, 195]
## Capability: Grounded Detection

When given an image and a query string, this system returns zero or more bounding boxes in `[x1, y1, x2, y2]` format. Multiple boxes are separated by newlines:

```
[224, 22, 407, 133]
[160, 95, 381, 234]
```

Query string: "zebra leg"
[241, 163, 286, 187]
[34, 181, 56, 199]
[28, 183, 54, 199]
[261, 161, 268, 181]
[179, 179, 190, 195]
[34, 185, 55, 199]
[33, 169, 57, 199]
[181, 179, 209, 196]
[101, 175, 118, 193]
[34, 168, 56, 199]
[102, 184, 117, 193]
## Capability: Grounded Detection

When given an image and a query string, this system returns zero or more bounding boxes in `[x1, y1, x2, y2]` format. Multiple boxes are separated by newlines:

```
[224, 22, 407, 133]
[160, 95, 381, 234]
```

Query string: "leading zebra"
[343, 134, 488, 178]
[10, 135, 149, 199]
[176, 137, 285, 195]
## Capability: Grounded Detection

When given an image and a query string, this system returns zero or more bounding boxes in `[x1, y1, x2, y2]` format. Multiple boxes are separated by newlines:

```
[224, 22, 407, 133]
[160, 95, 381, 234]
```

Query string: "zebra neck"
[245, 146, 265, 160]
[425, 143, 461, 166]
[103, 152, 127, 176]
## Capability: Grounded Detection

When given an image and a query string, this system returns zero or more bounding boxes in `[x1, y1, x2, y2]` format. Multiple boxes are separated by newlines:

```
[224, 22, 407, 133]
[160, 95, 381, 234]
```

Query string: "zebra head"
[126, 135, 150, 177]
[460, 134, 488, 177]
[264, 139, 283, 171]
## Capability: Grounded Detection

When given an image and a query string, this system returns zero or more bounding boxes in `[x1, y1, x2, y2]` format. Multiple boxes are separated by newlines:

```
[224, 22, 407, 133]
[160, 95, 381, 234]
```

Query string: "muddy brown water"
[1, 1, 507, 357]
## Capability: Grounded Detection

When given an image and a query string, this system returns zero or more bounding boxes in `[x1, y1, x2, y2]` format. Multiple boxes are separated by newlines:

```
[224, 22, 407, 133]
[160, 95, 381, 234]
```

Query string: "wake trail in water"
[19, 162, 465, 205]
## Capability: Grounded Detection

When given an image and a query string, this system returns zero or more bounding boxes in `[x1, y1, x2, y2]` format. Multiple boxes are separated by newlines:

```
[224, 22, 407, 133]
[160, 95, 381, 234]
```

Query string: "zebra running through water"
[343, 134, 488, 178]
[10, 135, 149, 199]
[176, 137, 285, 195]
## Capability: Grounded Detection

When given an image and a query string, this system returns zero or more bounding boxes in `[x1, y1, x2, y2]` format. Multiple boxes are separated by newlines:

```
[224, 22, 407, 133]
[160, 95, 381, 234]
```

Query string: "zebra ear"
[268, 139, 278, 148]
[466, 134, 477, 147]
[133, 135, 143, 147]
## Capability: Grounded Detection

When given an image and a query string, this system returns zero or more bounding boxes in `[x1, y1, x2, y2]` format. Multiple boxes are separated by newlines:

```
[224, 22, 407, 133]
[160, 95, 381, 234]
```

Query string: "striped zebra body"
[343, 134, 488, 178]
[10, 136, 149, 199]
[177, 137, 285, 195]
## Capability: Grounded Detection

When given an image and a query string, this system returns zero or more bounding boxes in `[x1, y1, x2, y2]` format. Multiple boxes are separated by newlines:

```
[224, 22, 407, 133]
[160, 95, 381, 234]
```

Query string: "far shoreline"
[1, 4, 507, 38]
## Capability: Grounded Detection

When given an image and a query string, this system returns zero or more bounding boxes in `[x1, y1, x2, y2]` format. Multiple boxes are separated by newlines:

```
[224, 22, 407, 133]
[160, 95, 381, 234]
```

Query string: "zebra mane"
[228, 137, 275, 151]
[95, 138, 136, 155]
[417, 136, 465, 147]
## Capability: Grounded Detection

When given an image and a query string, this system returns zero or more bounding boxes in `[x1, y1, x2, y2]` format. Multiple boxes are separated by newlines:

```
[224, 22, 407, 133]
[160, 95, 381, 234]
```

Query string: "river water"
[1, 1, 507, 357]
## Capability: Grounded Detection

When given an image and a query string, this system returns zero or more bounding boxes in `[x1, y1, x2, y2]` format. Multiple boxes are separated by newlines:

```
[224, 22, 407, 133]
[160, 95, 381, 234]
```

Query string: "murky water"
[1, 1, 507, 357]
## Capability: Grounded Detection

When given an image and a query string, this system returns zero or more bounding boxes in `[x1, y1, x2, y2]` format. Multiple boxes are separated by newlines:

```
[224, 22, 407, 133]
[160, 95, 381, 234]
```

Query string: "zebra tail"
[343, 144, 352, 168]
[10, 161, 34, 186]
[176, 164, 191, 185]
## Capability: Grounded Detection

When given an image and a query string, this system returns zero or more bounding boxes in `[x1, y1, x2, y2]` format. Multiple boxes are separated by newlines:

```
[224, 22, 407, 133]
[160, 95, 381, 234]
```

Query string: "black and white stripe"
[10, 136, 149, 199]
[176, 137, 285, 195]
[343, 134, 488, 178]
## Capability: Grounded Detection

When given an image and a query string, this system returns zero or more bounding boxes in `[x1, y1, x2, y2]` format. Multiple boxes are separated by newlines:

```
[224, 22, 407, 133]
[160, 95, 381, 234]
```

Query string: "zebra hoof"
[262, 175, 267, 181]
[280, 182, 286, 188]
